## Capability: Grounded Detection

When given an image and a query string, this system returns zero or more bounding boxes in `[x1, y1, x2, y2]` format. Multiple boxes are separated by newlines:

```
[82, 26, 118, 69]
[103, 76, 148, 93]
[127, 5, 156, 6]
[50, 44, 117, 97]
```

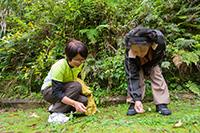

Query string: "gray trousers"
[42, 81, 88, 113]
[127, 65, 171, 105]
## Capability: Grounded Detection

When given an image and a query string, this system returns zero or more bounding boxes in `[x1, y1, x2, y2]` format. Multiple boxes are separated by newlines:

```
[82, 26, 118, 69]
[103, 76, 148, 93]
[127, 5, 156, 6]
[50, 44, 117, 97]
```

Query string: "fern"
[161, 61, 171, 69]
[195, 50, 200, 56]
[182, 52, 199, 66]
[79, 28, 98, 42]
[178, 22, 200, 30]
[79, 25, 109, 42]
[172, 54, 183, 69]
[96, 24, 109, 31]
[175, 38, 196, 48]
[185, 81, 200, 96]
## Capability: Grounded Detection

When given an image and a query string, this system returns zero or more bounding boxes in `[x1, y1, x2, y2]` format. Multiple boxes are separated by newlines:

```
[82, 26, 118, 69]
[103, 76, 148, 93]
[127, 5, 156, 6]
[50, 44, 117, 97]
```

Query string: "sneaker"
[127, 103, 137, 116]
[156, 104, 171, 115]
[48, 113, 70, 123]
[48, 104, 54, 111]
[48, 104, 54, 114]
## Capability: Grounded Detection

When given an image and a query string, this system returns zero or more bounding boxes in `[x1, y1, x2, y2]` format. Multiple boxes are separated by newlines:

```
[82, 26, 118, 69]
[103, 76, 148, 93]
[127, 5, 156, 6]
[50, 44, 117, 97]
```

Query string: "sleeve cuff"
[134, 97, 142, 102]
[58, 94, 66, 102]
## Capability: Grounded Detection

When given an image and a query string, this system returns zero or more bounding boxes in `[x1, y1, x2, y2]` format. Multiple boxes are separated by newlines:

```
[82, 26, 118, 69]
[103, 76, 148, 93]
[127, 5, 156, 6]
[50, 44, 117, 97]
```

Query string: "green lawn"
[0, 98, 199, 133]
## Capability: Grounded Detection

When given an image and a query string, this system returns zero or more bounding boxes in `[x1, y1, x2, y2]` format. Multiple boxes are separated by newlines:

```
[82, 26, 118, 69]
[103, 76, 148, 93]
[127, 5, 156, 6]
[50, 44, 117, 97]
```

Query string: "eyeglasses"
[71, 59, 86, 63]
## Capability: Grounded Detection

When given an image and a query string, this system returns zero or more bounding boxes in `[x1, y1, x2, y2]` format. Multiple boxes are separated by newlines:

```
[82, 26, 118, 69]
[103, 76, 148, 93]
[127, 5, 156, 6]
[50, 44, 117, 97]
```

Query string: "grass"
[0, 97, 199, 133]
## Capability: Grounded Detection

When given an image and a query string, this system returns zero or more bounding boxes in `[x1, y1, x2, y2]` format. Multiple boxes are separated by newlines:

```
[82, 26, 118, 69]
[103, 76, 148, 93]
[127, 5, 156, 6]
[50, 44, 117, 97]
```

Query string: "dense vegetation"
[0, 0, 199, 102]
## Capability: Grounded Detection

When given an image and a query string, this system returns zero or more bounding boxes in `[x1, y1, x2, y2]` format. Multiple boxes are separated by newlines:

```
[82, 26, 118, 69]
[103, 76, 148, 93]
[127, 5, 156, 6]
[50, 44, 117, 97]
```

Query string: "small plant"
[185, 81, 200, 96]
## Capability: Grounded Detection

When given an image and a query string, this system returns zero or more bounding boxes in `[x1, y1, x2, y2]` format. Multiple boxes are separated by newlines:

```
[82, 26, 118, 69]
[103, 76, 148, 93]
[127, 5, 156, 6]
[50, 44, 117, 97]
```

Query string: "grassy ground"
[0, 97, 199, 133]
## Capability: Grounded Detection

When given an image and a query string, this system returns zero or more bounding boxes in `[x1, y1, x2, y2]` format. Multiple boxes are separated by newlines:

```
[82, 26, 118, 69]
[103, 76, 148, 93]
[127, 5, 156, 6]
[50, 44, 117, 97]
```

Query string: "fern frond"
[172, 54, 183, 69]
[96, 24, 110, 31]
[161, 61, 171, 69]
[195, 50, 200, 56]
[87, 29, 98, 42]
[175, 38, 196, 48]
[182, 52, 199, 65]
[185, 81, 200, 96]
[178, 22, 200, 29]
[79, 29, 90, 34]
[79, 28, 98, 42]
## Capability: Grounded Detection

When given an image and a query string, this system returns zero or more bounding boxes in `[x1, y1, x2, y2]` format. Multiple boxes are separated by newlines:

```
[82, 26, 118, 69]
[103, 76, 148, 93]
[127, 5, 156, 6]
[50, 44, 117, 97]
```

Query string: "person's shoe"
[156, 104, 171, 115]
[127, 103, 137, 116]
[48, 104, 54, 114]
[48, 113, 70, 123]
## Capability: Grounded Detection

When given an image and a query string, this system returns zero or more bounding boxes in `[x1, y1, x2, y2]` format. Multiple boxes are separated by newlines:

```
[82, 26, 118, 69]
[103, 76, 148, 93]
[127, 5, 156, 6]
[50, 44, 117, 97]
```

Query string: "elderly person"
[124, 26, 171, 116]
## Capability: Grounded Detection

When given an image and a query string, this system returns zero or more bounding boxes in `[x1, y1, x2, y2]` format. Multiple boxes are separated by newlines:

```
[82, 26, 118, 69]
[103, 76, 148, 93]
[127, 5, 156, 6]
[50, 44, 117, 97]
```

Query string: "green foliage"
[85, 46, 127, 98]
[0, 0, 200, 100]
[164, 34, 200, 93]
[175, 38, 196, 48]
[182, 52, 199, 66]
[185, 81, 200, 96]
[79, 24, 110, 42]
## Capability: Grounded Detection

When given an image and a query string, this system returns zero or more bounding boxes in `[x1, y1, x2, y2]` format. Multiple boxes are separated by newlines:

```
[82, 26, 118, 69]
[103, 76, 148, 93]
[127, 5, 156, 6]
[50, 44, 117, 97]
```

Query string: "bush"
[0, 0, 199, 100]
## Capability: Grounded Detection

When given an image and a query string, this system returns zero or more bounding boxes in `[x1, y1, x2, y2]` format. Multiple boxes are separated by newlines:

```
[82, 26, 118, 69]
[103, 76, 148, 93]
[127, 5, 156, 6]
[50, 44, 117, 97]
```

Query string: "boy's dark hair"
[65, 39, 88, 61]
[125, 26, 158, 47]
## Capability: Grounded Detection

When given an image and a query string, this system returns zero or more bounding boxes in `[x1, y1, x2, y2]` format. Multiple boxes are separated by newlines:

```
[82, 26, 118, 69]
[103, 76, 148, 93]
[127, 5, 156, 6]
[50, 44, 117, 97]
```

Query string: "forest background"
[0, 0, 199, 104]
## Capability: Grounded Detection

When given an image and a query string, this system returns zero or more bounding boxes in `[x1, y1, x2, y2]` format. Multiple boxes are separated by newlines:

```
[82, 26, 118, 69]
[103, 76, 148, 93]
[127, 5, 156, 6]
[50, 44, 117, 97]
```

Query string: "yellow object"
[74, 78, 97, 116]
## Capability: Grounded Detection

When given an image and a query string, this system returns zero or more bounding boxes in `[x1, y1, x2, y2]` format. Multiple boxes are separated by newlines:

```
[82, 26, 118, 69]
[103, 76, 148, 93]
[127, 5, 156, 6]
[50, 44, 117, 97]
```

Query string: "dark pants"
[42, 81, 88, 113]
[127, 65, 170, 105]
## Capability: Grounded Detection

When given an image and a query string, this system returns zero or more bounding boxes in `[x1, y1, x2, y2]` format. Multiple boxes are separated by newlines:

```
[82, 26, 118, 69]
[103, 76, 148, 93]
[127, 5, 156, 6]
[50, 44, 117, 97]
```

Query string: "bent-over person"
[124, 26, 171, 116]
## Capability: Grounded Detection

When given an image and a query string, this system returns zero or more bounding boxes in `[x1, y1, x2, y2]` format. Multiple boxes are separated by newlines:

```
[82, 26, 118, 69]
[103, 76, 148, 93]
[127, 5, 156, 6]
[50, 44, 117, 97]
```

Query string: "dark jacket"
[124, 30, 166, 101]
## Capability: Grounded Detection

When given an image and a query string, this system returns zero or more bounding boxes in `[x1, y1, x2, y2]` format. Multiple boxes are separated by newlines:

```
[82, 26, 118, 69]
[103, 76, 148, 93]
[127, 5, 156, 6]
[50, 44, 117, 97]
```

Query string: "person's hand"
[135, 101, 145, 114]
[74, 101, 87, 113]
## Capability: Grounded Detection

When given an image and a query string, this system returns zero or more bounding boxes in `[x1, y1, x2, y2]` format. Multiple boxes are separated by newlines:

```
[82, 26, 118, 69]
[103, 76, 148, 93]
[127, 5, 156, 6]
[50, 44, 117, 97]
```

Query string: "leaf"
[28, 0, 32, 4]
[175, 38, 196, 48]
[178, 15, 187, 19]
[8, 121, 14, 124]
[27, 123, 37, 127]
[113, 111, 117, 114]
[186, 81, 200, 96]
[178, 22, 200, 30]
[29, 113, 39, 118]
[195, 50, 200, 56]
[9, 114, 18, 117]
[14, 31, 19, 37]
[79, 29, 98, 42]
[149, 127, 153, 131]
[182, 52, 199, 65]
[173, 120, 183, 127]
[172, 54, 183, 68]
[161, 61, 170, 69]
[28, 22, 34, 28]
[25, 73, 29, 79]
[96, 24, 110, 31]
